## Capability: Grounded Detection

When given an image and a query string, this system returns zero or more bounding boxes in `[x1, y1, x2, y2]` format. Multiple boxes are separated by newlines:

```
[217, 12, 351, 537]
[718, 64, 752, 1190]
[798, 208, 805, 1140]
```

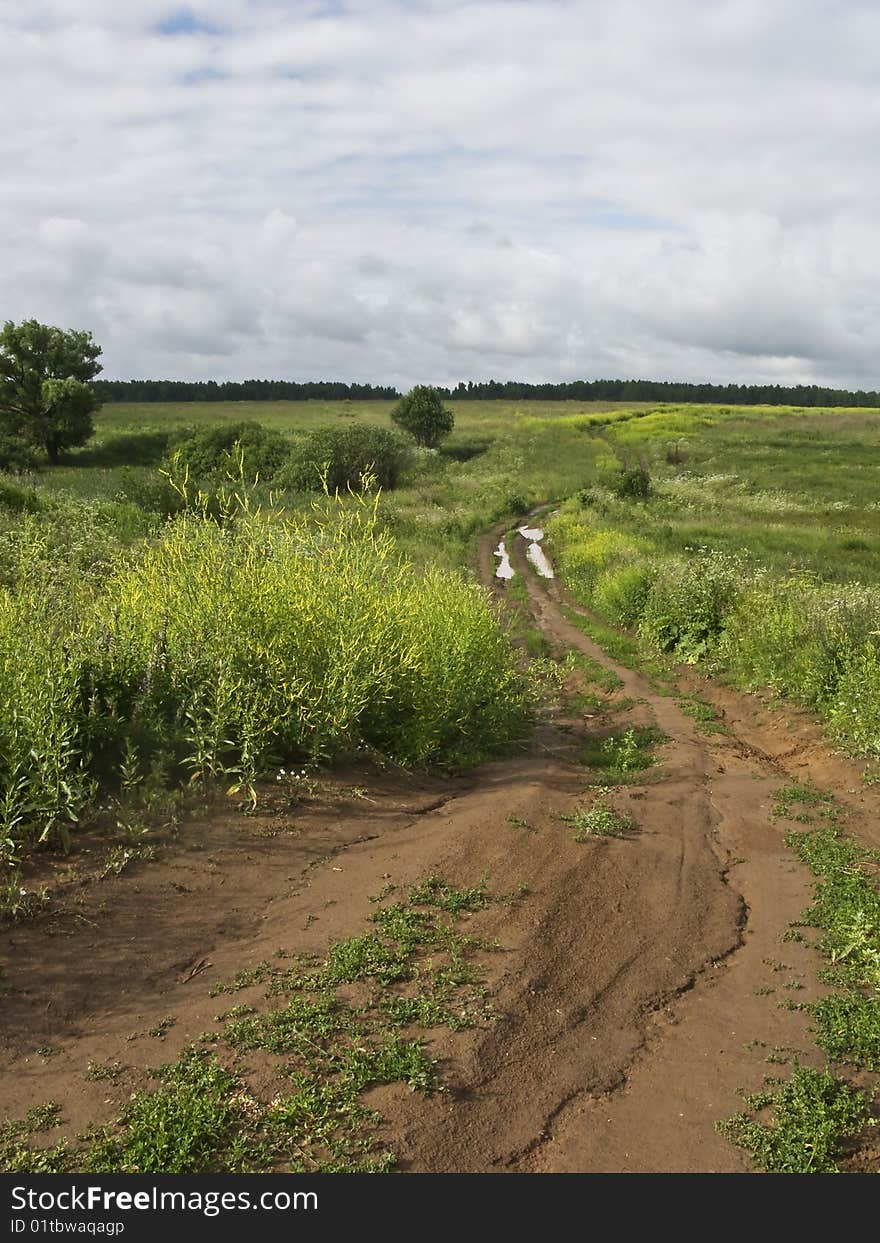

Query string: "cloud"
[1, 0, 878, 387]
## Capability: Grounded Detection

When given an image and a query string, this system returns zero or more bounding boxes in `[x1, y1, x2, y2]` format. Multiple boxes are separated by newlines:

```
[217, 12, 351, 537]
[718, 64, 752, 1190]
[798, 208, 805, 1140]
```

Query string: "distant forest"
[92, 377, 880, 407]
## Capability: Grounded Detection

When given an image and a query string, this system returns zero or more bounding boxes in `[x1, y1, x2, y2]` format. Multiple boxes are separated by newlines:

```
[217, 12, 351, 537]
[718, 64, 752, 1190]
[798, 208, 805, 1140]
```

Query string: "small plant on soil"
[772, 780, 836, 822]
[99, 844, 157, 878]
[676, 696, 726, 734]
[85, 1061, 125, 1082]
[582, 727, 662, 779]
[0, 871, 49, 922]
[562, 800, 634, 840]
[563, 650, 623, 693]
[717, 1065, 872, 1173]
[784, 825, 880, 1070]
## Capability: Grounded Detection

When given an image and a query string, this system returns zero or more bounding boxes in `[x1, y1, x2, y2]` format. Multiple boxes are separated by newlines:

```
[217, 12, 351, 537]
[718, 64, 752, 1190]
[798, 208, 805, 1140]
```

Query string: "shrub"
[545, 519, 646, 601]
[165, 422, 291, 485]
[610, 465, 651, 498]
[504, 491, 529, 516]
[114, 469, 185, 518]
[277, 425, 412, 493]
[638, 551, 740, 663]
[0, 477, 40, 515]
[715, 578, 866, 706]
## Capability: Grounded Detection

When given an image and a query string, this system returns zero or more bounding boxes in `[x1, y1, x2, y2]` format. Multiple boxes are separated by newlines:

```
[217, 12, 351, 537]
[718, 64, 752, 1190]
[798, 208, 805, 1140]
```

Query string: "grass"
[581, 727, 663, 780]
[561, 799, 635, 840]
[773, 780, 837, 821]
[563, 649, 624, 693]
[676, 695, 727, 734]
[0, 872, 49, 921]
[31, 397, 624, 571]
[0, 486, 530, 859]
[782, 820, 880, 1071]
[720, 784, 880, 1172]
[504, 572, 552, 658]
[545, 404, 880, 757]
[1, 875, 501, 1173]
[717, 1065, 872, 1173]
[13, 395, 880, 861]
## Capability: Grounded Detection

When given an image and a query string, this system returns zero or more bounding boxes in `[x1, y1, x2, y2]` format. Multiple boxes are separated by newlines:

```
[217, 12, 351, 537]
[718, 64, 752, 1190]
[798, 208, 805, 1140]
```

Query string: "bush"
[610, 465, 651, 498]
[114, 469, 185, 518]
[504, 491, 529, 516]
[715, 577, 872, 707]
[277, 425, 412, 493]
[0, 477, 40, 515]
[545, 517, 646, 602]
[639, 551, 740, 662]
[165, 422, 291, 485]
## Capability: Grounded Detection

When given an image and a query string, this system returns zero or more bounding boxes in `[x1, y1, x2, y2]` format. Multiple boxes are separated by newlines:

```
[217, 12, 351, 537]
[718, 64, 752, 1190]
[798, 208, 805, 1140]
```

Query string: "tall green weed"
[0, 492, 529, 856]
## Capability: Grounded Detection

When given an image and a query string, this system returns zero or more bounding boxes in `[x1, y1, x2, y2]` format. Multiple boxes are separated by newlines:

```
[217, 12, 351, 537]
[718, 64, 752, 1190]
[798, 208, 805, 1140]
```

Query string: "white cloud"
[1, 0, 878, 387]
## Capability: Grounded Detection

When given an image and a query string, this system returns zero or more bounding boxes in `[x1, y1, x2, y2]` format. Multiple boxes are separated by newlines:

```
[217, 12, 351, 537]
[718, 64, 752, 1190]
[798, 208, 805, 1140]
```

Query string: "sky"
[2, 0, 878, 388]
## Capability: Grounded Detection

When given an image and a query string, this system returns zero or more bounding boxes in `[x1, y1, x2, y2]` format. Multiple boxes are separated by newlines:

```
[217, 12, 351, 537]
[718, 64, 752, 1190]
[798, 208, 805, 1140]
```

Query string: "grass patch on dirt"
[721, 786, 880, 1172]
[502, 571, 552, 659]
[561, 799, 635, 841]
[783, 821, 880, 1071]
[581, 727, 664, 781]
[772, 780, 838, 823]
[1, 876, 501, 1173]
[718, 1065, 872, 1173]
[0, 872, 49, 922]
[561, 604, 641, 666]
[563, 649, 623, 693]
[676, 695, 727, 734]
[560, 605, 675, 687]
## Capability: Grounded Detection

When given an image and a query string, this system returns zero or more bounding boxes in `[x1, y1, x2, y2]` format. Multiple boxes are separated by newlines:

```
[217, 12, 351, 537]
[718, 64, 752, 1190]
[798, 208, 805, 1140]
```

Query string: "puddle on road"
[526, 541, 554, 578]
[494, 540, 515, 579]
[518, 525, 555, 579]
[494, 526, 555, 579]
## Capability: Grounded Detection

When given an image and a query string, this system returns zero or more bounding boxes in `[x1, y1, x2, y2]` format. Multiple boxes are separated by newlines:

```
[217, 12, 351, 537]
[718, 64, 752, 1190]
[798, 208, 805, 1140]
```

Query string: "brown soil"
[1, 521, 878, 1173]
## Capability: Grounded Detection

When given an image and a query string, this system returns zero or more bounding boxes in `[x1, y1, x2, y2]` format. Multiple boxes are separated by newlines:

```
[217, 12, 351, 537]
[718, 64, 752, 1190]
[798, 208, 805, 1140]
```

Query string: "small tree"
[0, 319, 102, 463]
[390, 385, 454, 448]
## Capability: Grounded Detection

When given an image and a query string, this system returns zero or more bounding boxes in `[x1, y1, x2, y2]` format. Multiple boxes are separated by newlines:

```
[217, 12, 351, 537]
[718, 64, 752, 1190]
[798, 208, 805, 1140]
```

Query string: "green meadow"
[2, 395, 880, 861]
[542, 403, 880, 754]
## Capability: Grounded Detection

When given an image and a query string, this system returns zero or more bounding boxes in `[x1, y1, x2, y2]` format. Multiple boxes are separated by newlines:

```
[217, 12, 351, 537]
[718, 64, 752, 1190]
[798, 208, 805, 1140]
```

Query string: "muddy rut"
[2, 522, 879, 1173]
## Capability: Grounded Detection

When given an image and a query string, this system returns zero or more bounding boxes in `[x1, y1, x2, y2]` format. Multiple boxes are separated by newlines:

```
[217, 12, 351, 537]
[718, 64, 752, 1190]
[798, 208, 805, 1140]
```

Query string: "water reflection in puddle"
[494, 525, 555, 579]
[493, 540, 515, 579]
[526, 541, 554, 578]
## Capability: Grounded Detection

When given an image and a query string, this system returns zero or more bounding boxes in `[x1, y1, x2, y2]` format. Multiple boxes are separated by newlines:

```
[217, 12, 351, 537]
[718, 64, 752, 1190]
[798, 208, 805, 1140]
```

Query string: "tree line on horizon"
[92, 376, 880, 408]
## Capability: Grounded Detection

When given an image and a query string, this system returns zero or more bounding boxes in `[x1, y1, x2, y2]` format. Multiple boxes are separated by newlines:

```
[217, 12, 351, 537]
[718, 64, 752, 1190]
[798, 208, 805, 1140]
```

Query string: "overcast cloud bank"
[2, 1, 878, 388]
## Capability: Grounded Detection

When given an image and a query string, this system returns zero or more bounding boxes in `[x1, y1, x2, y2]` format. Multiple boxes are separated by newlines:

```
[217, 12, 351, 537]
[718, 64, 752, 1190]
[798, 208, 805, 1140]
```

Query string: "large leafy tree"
[390, 385, 454, 448]
[0, 319, 103, 463]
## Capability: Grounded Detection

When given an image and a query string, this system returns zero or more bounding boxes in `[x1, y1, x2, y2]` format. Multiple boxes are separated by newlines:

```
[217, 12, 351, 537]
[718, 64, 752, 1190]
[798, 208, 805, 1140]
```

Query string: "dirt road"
[1, 521, 878, 1172]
